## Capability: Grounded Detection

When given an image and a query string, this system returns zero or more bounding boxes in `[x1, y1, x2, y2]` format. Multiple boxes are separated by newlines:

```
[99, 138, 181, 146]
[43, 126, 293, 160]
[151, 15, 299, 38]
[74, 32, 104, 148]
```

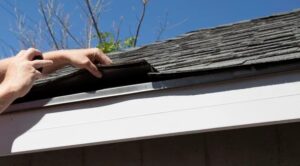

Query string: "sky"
[0, 0, 299, 58]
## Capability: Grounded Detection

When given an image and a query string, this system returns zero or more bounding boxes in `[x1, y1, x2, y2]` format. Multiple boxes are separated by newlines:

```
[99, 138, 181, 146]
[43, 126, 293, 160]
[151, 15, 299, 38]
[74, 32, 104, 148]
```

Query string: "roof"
[3, 10, 300, 155]
[13, 9, 300, 105]
[111, 10, 300, 72]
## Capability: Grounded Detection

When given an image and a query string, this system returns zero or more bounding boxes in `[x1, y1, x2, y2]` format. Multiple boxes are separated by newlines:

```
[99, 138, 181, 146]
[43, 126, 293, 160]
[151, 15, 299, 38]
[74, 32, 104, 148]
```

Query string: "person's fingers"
[30, 60, 53, 69]
[93, 49, 112, 65]
[17, 50, 26, 56]
[85, 61, 102, 78]
[33, 70, 43, 80]
[24, 48, 42, 60]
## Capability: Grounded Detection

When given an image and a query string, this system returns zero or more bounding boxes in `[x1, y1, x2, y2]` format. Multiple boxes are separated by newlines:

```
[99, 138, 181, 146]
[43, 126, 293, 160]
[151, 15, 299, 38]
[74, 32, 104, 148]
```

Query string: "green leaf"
[123, 37, 135, 48]
[96, 31, 135, 53]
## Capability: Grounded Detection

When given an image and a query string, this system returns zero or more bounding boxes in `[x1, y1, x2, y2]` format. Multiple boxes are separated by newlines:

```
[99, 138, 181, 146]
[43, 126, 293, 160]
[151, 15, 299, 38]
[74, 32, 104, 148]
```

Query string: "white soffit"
[1, 70, 300, 156]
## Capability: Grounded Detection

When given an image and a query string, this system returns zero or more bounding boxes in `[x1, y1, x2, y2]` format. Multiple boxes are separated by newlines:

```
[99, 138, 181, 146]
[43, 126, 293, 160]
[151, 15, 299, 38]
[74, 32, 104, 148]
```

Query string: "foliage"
[96, 0, 148, 53]
[97, 32, 135, 53]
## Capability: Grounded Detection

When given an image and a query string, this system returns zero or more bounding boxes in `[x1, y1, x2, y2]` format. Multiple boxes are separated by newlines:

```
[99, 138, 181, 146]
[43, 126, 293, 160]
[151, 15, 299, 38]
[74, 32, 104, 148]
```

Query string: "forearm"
[0, 50, 70, 78]
[0, 48, 53, 114]
[0, 57, 14, 82]
[42, 50, 69, 74]
[0, 83, 17, 114]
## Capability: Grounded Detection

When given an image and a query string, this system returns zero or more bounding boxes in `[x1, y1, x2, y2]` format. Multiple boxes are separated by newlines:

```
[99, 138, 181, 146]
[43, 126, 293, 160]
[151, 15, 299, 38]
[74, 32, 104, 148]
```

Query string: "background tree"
[7, 0, 152, 54]
[0, 0, 187, 55]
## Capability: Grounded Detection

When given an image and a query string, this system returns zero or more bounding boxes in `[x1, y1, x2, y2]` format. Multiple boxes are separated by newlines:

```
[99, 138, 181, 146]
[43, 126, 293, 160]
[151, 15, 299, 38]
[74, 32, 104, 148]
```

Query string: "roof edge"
[6, 58, 300, 113]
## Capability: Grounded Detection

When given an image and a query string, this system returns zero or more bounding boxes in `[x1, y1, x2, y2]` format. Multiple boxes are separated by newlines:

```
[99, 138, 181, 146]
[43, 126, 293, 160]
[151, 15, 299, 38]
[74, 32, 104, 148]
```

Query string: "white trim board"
[1, 70, 300, 156]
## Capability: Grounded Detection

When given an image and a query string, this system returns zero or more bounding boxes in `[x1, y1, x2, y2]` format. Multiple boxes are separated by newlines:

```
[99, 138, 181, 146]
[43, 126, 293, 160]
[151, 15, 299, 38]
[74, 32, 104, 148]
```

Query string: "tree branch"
[84, 0, 103, 44]
[113, 16, 124, 44]
[40, 1, 59, 50]
[54, 13, 84, 47]
[133, 0, 148, 47]
[155, 11, 169, 41]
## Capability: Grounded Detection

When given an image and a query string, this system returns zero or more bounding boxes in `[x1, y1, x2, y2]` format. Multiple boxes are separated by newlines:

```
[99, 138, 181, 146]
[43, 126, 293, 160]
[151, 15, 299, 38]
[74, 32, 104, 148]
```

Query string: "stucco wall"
[1, 122, 300, 166]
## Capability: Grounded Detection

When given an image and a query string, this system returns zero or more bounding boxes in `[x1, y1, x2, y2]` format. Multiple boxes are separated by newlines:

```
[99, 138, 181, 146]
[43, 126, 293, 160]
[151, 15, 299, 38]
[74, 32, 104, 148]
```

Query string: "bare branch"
[113, 16, 124, 43]
[13, 13, 37, 49]
[155, 13, 188, 42]
[77, 0, 92, 48]
[6, 1, 42, 49]
[95, 0, 110, 18]
[86, 19, 93, 48]
[4, 0, 38, 27]
[78, 0, 110, 47]
[167, 17, 189, 30]
[155, 12, 169, 41]
[76, 0, 90, 18]
[84, 0, 103, 44]
[58, 16, 68, 49]
[39, 0, 60, 49]
[54, 10, 84, 47]
[133, 0, 148, 47]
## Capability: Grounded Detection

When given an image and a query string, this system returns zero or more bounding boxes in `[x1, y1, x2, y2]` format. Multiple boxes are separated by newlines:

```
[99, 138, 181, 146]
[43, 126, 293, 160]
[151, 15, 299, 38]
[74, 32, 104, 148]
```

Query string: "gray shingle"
[36, 10, 300, 85]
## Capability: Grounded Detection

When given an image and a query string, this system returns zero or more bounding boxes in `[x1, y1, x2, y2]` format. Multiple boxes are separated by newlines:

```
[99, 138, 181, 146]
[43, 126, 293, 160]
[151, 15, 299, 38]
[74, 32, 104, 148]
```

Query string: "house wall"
[1, 122, 300, 166]
[3, 69, 300, 155]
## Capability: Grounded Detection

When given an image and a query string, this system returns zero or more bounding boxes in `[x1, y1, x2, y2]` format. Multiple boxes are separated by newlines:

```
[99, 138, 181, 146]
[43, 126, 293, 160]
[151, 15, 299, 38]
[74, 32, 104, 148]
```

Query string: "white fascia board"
[1, 70, 300, 156]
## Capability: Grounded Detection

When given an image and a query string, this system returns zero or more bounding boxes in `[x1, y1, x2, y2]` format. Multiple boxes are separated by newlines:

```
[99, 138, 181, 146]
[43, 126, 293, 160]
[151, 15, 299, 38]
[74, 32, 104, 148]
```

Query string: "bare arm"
[42, 48, 112, 77]
[0, 48, 112, 113]
[0, 83, 17, 113]
[0, 57, 14, 83]
[0, 48, 53, 114]
[0, 48, 112, 81]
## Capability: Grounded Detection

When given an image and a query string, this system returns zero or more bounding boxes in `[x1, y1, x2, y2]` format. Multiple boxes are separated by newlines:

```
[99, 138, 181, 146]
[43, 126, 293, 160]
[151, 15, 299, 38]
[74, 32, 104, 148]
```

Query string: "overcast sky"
[0, 0, 299, 58]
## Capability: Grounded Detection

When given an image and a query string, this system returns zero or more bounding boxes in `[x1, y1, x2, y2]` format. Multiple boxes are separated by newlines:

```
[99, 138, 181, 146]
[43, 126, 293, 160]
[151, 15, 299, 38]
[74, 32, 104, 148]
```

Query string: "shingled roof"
[39, 9, 300, 82]
[17, 9, 300, 103]
[113, 10, 300, 70]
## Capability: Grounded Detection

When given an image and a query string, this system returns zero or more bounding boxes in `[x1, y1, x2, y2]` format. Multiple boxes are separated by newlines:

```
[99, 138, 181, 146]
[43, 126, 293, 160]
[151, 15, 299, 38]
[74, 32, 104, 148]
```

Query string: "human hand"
[2, 48, 53, 98]
[61, 48, 112, 78]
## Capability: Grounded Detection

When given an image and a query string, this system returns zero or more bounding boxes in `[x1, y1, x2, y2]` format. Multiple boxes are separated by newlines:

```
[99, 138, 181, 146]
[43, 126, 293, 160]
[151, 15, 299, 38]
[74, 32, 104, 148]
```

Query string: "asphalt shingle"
[36, 9, 300, 85]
